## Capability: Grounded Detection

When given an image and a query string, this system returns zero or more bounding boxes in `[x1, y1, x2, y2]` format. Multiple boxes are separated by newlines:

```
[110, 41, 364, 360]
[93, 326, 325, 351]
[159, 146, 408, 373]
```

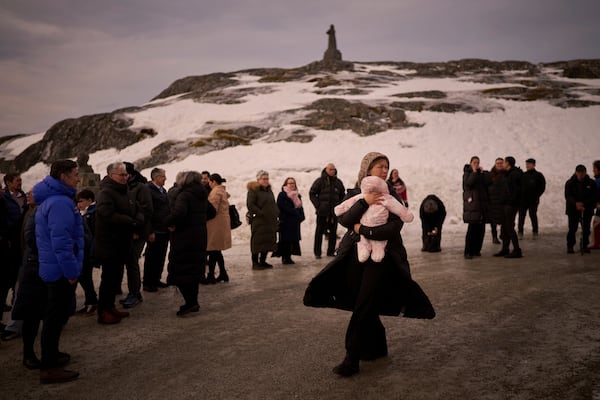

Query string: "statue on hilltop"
[323, 24, 342, 64]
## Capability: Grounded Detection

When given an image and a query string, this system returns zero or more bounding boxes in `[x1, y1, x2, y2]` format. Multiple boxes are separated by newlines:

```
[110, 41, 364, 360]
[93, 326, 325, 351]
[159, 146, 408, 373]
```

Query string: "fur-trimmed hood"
[247, 181, 272, 192]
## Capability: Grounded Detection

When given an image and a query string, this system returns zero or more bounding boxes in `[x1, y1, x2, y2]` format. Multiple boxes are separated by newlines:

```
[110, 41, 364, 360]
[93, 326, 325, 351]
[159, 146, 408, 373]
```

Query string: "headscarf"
[356, 152, 389, 187]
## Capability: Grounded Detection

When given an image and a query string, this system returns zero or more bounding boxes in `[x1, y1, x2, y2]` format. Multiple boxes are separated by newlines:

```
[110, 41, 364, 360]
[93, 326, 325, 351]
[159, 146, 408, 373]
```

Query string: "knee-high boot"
[206, 255, 217, 284]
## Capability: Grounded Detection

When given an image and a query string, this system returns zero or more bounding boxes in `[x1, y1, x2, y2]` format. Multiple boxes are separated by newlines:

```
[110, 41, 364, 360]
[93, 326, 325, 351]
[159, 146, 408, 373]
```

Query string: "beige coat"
[206, 184, 232, 251]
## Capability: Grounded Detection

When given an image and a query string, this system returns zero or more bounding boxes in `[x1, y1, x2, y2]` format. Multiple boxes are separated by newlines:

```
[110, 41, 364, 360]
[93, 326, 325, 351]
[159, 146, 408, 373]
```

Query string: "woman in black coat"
[304, 152, 435, 377]
[462, 156, 491, 259]
[276, 177, 305, 264]
[419, 194, 446, 252]
[166, 171, 213, 316]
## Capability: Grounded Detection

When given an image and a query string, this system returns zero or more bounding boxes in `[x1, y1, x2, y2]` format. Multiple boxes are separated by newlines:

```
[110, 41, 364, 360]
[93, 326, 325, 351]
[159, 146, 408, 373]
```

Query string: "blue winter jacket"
[33, 176, 84, 282]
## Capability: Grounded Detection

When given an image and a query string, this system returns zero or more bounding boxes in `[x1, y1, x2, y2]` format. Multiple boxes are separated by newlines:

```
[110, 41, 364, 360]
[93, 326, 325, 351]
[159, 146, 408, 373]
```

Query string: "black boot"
[199, 258, 209, 284]
[259, 252, 273, 269]
[332, 354, 359, 377]
[251, 253, 261, 269]
[216, 263, 229, 282]
[206, 259, 217, 284]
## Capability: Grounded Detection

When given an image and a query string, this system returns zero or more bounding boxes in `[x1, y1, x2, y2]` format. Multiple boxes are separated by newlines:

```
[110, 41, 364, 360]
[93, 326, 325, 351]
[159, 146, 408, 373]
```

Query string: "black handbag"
[229, 205, 242, 229]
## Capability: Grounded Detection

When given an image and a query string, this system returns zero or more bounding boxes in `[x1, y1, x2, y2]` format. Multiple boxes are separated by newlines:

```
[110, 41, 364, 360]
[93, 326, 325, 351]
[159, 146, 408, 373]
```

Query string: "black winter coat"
[304, 187, 435, 319]
[564, 174, 597, 215]
[277, 191, 304, 243]
[12, 207, 46, 320]
[166, 182, 209, 286]
[95, 176, 140, 261]
[309, 170, 345, 217]
[128, 178, 153, 239]
[521, 169, 546, 205]
[247, 182, 279, 254]
[148, 183, 170, 233]
[488, 167, 509, 224]
[419, 194, 446, 233]
[505, 166, 523, 207]
[462, 165, 491, 224]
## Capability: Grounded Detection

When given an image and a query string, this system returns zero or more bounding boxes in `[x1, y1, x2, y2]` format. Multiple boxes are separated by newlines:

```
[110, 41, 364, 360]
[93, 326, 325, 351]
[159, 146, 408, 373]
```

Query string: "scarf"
[283, 186, 302, 208]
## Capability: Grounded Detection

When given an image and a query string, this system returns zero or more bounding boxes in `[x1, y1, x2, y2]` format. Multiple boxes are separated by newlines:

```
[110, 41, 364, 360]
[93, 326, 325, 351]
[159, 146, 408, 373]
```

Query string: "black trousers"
[143, 232, 170, 286]
[518, 202, 540, 234]
[464, 223, 485, 256]
[501, 205, 520, 252]
[177, 283, 199, 306]
[22, 318, 41, 358]
[314, 216, 338, 256]
[567, 210, 593, 248]
[98, 256, 126, 311]
[40, 278, 75, 369]
[345, 260, 388, 361]
[120, 238, 145, 295]
[78, 261, 98, 306]
[207, 251, 225, 275]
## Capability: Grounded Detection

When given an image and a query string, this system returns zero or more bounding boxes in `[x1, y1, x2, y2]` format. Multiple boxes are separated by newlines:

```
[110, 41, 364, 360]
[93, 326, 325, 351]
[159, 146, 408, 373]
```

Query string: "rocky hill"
[1, 58, 599, 174]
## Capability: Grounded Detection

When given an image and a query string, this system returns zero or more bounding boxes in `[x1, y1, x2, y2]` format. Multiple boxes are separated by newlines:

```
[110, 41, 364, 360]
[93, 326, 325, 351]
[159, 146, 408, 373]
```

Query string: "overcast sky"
[1, 0, 598, 136]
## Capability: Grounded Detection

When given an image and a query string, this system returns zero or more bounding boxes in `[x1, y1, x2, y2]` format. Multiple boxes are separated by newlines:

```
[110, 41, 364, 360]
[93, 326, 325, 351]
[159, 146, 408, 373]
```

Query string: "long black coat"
[277, 191, 304, 243]
[462, 165, 491, 224]
[304, 188, 435, 319]
[12, 207, 46, 320]
[95, 176, 139, 261]
[166, 182, 209, 286]
[246, 181, 279, 254]
[488, 167, 509, 225]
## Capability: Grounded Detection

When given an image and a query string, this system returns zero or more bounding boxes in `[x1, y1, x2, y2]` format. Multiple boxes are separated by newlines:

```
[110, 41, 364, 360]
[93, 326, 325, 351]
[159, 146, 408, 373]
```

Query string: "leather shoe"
[176, 304, 200, 316]
[98, 309, 121, 325]
[505, 249, 523, 258]
[40, 368, 79, 384]
[157, 281, 169, 288]
[110, 307, 130, 318]
[24, 355, 42, 370]
[493, 250, 509, 257]
[332, 356, 359, 377]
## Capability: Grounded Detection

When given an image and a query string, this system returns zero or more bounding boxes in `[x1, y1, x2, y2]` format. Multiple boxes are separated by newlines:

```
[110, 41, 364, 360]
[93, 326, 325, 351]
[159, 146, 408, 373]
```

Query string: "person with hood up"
[304, 152, 435, 378]
[246, 170, 279, 269]
[32, 159, 83, 384]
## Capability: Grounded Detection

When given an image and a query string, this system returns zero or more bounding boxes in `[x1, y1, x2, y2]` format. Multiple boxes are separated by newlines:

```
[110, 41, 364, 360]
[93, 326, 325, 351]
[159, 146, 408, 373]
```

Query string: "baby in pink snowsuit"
[334, 176, 414, 262]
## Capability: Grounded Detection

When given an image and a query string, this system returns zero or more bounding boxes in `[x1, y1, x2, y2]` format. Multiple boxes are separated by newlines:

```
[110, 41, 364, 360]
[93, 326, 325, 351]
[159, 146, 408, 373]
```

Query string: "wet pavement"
[1, 230, 599, 399]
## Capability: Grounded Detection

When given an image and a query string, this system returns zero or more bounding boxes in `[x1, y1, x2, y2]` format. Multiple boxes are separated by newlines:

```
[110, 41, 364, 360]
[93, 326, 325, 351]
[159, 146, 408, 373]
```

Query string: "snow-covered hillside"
[8, 63, 600, 241]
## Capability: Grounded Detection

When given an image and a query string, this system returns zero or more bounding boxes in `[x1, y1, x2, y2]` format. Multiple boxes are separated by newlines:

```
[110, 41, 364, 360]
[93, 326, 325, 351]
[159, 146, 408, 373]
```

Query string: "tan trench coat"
[206, 184, 232, 251]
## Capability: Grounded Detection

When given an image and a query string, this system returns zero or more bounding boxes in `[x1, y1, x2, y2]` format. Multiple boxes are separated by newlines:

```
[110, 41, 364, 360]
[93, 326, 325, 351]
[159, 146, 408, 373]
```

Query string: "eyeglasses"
[111, 173, 129, 177]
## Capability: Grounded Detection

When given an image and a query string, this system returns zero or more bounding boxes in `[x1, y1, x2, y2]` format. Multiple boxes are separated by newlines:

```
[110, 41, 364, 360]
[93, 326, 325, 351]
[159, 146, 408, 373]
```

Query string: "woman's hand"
[353, 223, 361, 234]
[363, 192, 384, 206]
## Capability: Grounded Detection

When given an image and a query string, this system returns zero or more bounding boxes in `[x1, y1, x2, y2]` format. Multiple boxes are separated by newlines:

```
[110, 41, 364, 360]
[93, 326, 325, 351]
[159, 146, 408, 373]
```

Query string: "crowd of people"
[462, 156, 600, 258]
[1, 154, 599, 382]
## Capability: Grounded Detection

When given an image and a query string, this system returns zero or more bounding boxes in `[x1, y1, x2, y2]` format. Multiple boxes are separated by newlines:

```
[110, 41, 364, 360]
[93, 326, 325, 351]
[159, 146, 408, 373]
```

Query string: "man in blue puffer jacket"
[32, 159, 83, 384]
